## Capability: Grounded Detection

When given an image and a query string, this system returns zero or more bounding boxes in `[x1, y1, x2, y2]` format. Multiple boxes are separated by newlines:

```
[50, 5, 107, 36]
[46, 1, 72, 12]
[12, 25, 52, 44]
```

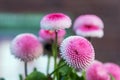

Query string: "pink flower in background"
[60, 36, 95, 71]
[40, 13, 72, 30]
[10, 33, 43, 62]
[104, 63, 120, 80]
[39, 29, 66, 44]
[86, 61, 110, 80]
[73, 14, 104, 38]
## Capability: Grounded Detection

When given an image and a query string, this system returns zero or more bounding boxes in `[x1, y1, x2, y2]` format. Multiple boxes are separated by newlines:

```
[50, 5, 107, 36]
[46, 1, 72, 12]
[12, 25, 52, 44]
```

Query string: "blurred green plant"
[0, 13, 44, 36]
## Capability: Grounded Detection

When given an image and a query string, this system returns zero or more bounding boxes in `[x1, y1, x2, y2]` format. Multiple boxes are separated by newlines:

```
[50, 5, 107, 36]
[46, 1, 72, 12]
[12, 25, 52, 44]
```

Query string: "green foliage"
[0, 13, 43, 28]
[58, 64, 84, 80]
[56, 59, 85, 80]
[25, 69, 47, 80]
[0, 13, 44, 36]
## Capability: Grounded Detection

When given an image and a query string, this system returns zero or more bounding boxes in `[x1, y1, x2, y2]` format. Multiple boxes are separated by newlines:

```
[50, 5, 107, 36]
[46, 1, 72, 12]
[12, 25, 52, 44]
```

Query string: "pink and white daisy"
[73, 14, 104, 38]
[60, 36, 95, 71]
[104, 63, 120, 80]
[39, 29, 66, 44]
[86, 60, 110, 80]
[40, 13, 72, 30]
[10, 33, 43, 62]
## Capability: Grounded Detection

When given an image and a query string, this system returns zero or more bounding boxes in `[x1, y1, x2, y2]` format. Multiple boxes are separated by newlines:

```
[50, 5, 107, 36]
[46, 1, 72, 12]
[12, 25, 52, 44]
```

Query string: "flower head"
[39, 29, 66, 44]
[73, 14, 104, 38]
[60, 36, 95, 70]
[40, 13, 72, 30]
[104, 63, 120, 80]
[86, 60, 110, 80]
[10, 33, 43, 62]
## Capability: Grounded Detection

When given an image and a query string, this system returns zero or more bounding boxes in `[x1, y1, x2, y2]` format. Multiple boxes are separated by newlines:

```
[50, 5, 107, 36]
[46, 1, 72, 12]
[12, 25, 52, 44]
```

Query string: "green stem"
[24, 62, 28, 77]
[55, 30, 58, 69]
[47, 55, 50, 75]
[82, 70, 86, 80]
[52, 30, 58, 80]
[49, 62, 66, 76]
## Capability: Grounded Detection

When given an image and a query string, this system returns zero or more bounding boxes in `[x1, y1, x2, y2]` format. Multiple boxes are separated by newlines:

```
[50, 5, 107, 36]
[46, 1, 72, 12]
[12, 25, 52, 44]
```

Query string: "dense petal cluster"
[73, 14, 104, 38]
[86, 60, 120, 80]
[60, 36, 95, 70]
[39, 29, 66, 44]
[104, 63, 120, 80]
[11, 33, 43, 62]
[86, 61, 110, 80]
[40, 13, 72, 30]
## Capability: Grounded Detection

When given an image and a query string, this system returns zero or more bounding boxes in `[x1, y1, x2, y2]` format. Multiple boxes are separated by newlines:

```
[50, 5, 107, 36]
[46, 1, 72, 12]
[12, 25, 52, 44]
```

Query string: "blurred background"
[0, 0, 120, 80]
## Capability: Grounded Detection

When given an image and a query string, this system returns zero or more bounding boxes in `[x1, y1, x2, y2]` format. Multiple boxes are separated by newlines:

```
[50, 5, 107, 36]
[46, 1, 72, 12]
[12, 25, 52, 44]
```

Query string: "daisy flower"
[86, 60, 110, 80]
[40, 13, 72, 30]
[104, 63, 120, 80]
[10, 33, 43, 62]
[73, 14, 104, 38]
[60, 36, 95, 71]
[39, 29, 66, 44]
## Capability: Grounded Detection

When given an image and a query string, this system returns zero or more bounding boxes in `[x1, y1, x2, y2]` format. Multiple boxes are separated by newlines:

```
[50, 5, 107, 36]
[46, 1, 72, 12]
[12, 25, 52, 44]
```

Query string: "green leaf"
[58, 59, 71, 76]
[57, 59, 86, 80]
[59, 65, 72, 76]
[25, 70, 47, 80]
[58, 64, 83, 80]
[79, 75, 85, 80]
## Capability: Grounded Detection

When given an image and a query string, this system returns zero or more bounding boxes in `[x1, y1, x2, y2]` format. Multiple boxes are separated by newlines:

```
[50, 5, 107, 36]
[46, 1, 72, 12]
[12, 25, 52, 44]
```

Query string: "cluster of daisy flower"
[86, 60, 120, 80]
[10, 13, 120, 80]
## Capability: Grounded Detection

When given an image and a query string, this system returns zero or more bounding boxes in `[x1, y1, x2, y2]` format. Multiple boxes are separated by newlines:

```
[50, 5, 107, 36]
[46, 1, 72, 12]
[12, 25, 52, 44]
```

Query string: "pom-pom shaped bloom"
[39, 29, 66, 44]
[11, 33, 43, 62]
[60, 36, 95, 70]
[104, 63, 120, 80]
[73, 14, 104, 38]
[86, 61, 110, 80]
[40, 13, 72, 30]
